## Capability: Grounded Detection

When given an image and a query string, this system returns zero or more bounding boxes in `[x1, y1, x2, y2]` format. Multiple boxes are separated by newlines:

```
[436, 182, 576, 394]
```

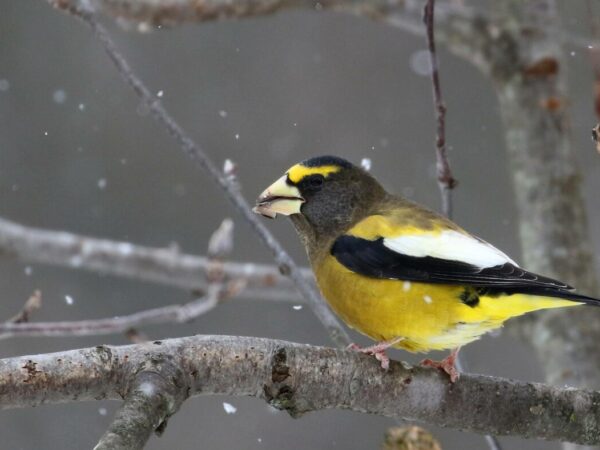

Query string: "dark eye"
[309, 175, 324, 189]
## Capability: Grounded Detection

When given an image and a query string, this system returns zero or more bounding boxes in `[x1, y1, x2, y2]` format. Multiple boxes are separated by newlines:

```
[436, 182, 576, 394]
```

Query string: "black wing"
[331, 235, 600, 305]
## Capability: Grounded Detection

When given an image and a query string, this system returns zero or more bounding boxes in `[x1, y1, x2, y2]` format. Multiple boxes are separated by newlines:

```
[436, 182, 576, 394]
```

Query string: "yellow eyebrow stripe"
[287, 164, 341, 184]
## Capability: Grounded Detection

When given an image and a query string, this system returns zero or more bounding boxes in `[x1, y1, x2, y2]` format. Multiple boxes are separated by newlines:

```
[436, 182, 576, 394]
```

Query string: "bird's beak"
[253, 175, 305, 219]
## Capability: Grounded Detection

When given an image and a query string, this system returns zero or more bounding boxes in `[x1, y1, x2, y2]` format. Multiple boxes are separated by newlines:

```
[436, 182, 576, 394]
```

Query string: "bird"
[253, 155, 600, 381]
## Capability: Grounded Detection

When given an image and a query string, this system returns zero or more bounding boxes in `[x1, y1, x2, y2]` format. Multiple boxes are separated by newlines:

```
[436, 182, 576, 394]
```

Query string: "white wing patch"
[383, 230, 518, 269]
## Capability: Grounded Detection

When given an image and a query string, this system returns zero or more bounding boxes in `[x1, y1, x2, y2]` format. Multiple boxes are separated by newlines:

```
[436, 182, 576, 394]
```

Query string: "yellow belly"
[315, 256, 580, 352]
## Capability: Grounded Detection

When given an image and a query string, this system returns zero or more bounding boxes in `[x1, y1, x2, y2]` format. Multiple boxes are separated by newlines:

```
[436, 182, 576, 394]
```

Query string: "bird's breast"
[313, 256, 498, 352]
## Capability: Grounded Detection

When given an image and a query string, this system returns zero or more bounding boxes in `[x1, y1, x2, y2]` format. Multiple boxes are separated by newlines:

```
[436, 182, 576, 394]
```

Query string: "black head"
[254, 155, 386, 247]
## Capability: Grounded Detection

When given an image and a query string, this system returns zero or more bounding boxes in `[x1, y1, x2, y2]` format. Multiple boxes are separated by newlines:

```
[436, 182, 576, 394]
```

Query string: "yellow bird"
[253, 155, 600, 381]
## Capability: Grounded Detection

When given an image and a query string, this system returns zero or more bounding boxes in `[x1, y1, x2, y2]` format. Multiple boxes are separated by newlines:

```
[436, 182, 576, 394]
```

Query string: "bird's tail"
[479, 289, 599, 322]
[519, 287, 600, 307]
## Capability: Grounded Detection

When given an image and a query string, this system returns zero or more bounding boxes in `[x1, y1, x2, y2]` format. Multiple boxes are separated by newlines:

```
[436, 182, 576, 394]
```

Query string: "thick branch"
[1, 335, 599, 445]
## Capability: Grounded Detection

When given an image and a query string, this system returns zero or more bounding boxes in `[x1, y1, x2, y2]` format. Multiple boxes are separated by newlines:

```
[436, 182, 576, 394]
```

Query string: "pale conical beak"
[253, 175, 305, 219]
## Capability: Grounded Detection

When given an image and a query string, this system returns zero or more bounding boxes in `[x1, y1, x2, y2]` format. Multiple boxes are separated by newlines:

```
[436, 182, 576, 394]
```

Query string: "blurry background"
[1, 1, 599, 448]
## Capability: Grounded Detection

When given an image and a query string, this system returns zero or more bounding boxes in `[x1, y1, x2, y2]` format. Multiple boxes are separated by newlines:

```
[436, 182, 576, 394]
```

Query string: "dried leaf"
[382, 426, 442, 450]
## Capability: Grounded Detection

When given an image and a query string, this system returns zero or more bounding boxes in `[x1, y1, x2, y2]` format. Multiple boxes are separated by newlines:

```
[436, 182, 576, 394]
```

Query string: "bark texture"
[1, 335, 600, 445]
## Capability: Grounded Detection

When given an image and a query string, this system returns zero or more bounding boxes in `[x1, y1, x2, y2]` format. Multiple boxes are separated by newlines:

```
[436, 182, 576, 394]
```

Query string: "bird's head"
[253, 155, 386, 242]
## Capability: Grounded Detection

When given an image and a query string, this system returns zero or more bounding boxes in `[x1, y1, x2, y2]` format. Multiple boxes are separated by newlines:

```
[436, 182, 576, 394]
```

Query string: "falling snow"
[0, 79, 10, 92]
[24, 266, 33, 276]
[423, 295, 433, 304]
[78, 103, 86, 111]
[138, 382, 156, 397]
[403, 281, 411, 292]
[98, 407, 108, 416]
[409, 50, 432, 76]
[53, 89, 67, 104]
[65, 295, 75, 305]
[223, 402, 237, 414]
[218, 110, 228, 118]
[97, 178, 107, 190]
[360, 158, 372, 171]
[292, 305, 303, 311]
[157, 90, 164, 97]
[223, 159, 235, 176]
[234, 133, 240, 140]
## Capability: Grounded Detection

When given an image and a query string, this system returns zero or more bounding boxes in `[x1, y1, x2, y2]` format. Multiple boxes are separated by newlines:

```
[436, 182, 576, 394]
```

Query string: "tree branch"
[0, 215, 307, 303]
[94, 358, 188, 450]
[0, 285, 233, 339]
[43, 1, 350, 348]
[423, 0, 457, 219]
[1, 335, 599, 445]
[49, 0, 436, 27]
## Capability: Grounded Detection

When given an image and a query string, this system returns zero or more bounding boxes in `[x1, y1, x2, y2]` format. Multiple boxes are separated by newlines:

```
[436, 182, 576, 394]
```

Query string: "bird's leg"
[421, 347, 461, 382]
[347, 337, 404, 370]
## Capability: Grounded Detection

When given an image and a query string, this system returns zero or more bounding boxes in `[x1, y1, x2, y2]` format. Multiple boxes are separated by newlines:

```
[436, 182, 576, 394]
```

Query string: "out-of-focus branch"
[0, 215, 308, 302]
[485, 3, 600, 449]
[50, 0, 447, 28]
[48, 0, 495, 72]
[0, 284, 236, 339]
[44, 1, 350, 349]
[2, 335, 600, 445]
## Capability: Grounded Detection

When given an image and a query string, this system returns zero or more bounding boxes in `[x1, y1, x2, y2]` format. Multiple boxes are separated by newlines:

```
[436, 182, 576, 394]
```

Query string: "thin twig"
[423, 0, 457, 218]
[0, 218, 247, 340]
[0, 284, 235, 339]
[8, 290, 42, 324]
[423, 3, 500, 450]
[45, 1, 350, 348]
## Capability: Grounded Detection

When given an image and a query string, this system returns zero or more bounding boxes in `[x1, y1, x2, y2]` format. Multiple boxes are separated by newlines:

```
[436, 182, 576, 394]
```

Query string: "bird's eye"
[309, 175, 324, 189]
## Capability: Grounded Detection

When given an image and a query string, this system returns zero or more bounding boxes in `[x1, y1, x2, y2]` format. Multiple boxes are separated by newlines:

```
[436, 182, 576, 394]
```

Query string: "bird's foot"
[347, 337, 404, 370]
[420, 349, 460, 382]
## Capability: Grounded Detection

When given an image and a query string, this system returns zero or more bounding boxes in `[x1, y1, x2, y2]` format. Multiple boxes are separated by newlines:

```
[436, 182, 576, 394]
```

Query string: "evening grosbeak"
[253, 155, 600, 381]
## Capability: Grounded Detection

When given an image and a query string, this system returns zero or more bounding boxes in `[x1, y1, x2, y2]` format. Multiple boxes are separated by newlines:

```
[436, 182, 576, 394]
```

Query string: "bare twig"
[43, 1, 350, 348]
[423, 4, 499, 449]
[1, 335, 600, 445]
[0, 217, 247, 340]
[8, 290, 42, 324]
[0, 285, 231, 339]
[423, 0, 457, 218]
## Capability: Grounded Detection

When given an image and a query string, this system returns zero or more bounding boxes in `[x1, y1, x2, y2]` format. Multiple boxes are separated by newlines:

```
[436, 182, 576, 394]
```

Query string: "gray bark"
[95, 360, 187, 450]
[1, 335, 600, 445]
